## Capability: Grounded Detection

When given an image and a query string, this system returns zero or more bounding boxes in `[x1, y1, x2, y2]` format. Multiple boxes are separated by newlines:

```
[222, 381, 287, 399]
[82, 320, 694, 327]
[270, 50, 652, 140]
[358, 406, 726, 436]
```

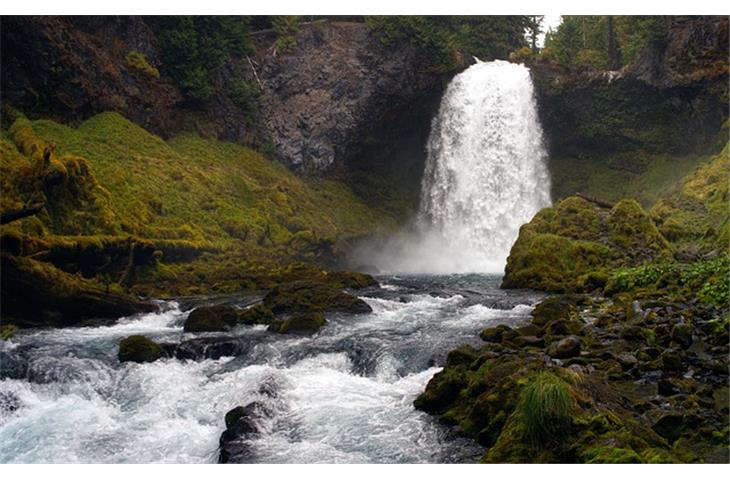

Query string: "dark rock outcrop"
[268, 311, 327, 334]
[219, 378, 281, 463]
[1, 18, 445, 175]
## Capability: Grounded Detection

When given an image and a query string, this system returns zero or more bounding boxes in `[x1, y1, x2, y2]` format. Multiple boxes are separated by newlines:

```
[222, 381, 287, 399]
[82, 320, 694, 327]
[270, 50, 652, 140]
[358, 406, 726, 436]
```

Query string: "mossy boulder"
[236, 304, 276, 325]
[503, 196, 673, 293]
[413, 368, 468, 413]
[607, 199, 671, 259]
[531, 296, 580, 327]
[263, 280, 372, 315]
[118, 335, 163, 363]
[480, 324, 516, 343]
[547, 335, 581, 359]
[184, 305, 238, 332]
[268, 311, 326, 334]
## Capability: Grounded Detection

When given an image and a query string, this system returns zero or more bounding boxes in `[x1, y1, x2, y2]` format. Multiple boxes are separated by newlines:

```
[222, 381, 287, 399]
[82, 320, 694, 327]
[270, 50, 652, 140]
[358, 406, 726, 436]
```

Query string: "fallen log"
[0, 202, 46, 225]
[575, 192, 614, 209]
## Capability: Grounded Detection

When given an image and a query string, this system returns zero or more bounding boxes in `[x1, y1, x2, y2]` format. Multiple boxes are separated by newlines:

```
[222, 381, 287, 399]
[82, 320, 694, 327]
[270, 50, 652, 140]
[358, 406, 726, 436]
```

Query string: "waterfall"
[368, 60, 551, 274]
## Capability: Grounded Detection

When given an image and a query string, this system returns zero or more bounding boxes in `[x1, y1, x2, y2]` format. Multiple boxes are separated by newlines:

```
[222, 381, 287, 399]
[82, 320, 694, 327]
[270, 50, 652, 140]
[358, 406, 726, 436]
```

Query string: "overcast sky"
[538, 14, 562, 47]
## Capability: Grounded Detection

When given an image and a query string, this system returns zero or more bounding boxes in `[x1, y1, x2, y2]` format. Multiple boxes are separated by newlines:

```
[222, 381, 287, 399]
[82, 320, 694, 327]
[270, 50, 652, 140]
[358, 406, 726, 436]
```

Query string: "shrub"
[518, 371, 575, 447]
[272, 16, 301, 54]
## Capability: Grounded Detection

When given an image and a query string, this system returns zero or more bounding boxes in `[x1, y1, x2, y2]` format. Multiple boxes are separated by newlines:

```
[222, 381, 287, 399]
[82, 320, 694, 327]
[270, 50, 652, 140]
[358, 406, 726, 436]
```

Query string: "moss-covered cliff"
[0, 110, 398, 325]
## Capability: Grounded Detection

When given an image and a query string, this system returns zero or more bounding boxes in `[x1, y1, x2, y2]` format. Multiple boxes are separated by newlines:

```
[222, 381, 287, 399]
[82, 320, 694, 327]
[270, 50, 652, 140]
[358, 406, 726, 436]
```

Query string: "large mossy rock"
[118, 335, 163, 363]
[183, 305, 238, 332]
[503, 196, 672, 293]
[0, 253, 157, 327]
[263, 280, 372, 315]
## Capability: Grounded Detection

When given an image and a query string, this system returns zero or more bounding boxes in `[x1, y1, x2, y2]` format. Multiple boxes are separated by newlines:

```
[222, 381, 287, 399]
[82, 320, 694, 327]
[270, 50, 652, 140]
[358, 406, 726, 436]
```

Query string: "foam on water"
[0, 276, 536, 463]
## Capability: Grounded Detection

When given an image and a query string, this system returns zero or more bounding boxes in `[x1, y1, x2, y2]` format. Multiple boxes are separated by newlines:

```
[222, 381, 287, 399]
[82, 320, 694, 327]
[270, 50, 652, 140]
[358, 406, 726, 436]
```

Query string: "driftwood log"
[575, 193, 614, 209]
[0, 202, 46, 225]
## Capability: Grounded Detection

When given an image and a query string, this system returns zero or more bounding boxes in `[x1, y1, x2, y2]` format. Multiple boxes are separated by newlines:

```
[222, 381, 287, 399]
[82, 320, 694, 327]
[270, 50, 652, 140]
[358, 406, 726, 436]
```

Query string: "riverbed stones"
[547, 335, 581, 359]
[183, 305, 238, 332]
[420, 290, 730, 462]
[118, 335, 162, 363]
[236, 304, 275, 326]
[480, 325, 514, 343]
[671, 323, 693, 349]
[530, 296, 579, 327]
[268, 311, 326, 334]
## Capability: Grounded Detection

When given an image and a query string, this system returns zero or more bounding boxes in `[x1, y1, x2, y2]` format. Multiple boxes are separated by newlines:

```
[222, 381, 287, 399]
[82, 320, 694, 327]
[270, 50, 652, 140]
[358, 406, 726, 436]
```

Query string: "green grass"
[518, 371, 576, 447]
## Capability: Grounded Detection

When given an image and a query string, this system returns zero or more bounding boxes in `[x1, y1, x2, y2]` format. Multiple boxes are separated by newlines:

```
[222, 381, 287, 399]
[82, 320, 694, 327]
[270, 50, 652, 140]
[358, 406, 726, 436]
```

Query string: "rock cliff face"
[1, 17, 185, 135]
[249, 22, 445, 171]
[2, 18, 446, 174]
[529, 16, 729, 204]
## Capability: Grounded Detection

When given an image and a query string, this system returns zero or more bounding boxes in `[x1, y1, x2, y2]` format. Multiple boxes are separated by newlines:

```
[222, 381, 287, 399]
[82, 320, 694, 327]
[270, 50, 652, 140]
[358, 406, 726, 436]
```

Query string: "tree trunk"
[607, 16, 621, 70]
[0, 202, 46, 225]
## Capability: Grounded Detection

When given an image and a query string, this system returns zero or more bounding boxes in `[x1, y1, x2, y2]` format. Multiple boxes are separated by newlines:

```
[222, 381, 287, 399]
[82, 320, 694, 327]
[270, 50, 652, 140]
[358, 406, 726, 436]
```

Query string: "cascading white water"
[373, 60, 551, 274]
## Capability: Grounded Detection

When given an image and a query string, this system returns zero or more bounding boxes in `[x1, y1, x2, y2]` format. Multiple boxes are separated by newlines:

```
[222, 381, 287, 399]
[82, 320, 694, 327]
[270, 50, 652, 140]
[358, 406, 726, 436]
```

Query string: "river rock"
[530, 296, 579, 327]
[160, 336, 255, 361]
[548, 335, 581, 359]
[480, 325, 514, 343]
[263, 280, 371, 315]
[510, 335, 545, 349]
[268, 312, 327, 334]
[184, 305, 238, 332]
[670, 323, 693, 349]
[118, 335, 163, 363]
[236, 304, 275, 326]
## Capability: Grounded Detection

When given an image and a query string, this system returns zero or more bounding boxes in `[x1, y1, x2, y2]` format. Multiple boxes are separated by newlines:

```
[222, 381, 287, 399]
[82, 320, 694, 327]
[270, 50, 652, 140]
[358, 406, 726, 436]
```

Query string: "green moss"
[0, 324, 18, 341]
[1, 112, 395, 296]
[125, 51, 160, 78]
[263, 280, 372, 315]
[582, 446, 642, 464]
[503, 231, 613, 292]
[118, 335, 162, 363]
[651, 143, 730, 249]
[503, 195, 676, 293]
[414, 368, 468, 413]
[236, 304, 275, 325]
[608, 199, 671, 256]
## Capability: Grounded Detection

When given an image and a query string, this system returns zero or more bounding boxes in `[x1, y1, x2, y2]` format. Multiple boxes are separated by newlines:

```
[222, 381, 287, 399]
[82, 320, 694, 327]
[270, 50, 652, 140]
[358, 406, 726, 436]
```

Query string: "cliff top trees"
[545, 15, 669, 69]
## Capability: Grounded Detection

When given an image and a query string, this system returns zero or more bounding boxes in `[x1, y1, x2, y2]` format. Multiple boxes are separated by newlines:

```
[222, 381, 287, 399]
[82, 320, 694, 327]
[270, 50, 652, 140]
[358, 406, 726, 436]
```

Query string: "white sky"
[538, 14, 562, 47]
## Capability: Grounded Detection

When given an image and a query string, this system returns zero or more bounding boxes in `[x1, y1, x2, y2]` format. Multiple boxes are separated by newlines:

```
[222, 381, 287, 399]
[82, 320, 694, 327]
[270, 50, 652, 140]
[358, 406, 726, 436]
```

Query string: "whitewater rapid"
[0, 275, 540, 463]
[369, 60, 551, 274]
